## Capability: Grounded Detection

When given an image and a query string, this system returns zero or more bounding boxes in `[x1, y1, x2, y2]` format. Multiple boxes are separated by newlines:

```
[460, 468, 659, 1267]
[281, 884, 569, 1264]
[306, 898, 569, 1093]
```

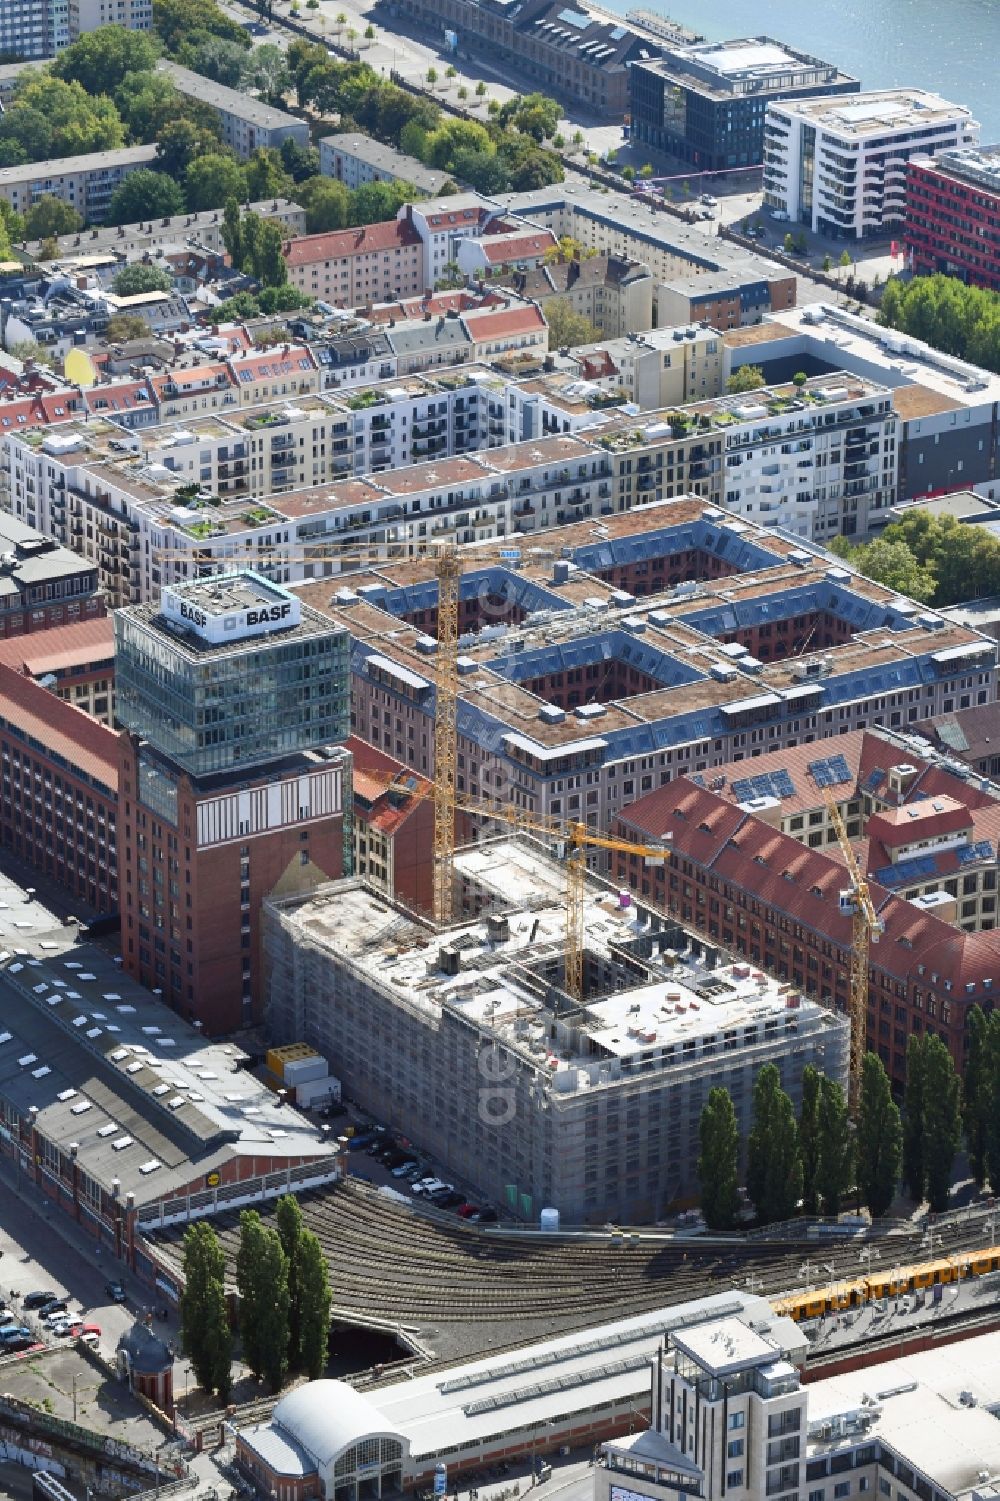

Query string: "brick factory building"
[611, 730, 1000, 1085]
[115, 573, 352, 1034]
[0, 663, 118, 913]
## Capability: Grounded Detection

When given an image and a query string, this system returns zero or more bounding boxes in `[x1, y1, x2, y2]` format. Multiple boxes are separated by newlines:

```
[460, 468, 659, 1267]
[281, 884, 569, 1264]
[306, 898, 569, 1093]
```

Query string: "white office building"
[763, 90, 979, 239]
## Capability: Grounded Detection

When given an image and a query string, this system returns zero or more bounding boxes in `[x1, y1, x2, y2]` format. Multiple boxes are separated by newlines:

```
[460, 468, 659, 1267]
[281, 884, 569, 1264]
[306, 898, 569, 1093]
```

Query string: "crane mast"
[825, 795, 883, 1114]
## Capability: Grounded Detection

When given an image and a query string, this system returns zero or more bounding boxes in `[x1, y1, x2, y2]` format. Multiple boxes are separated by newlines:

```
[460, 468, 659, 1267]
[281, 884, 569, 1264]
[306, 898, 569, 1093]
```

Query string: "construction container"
[283, 1055, 328, 1087]
[266, 1043, 324, 1080]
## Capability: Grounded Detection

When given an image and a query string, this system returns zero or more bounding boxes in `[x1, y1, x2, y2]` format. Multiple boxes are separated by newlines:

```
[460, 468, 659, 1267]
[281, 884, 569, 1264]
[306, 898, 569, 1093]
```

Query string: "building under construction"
[263, 838, 848, 1224]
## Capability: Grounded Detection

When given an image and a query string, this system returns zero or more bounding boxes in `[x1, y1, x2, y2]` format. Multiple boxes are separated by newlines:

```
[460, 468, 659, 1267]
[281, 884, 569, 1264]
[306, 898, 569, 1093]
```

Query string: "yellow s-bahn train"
[772, 1246, 1000, 1323]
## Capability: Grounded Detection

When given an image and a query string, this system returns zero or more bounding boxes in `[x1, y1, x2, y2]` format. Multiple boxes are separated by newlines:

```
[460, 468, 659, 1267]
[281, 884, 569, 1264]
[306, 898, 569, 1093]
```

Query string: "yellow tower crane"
[154, 537, 549, 925]
[825, 794, 884, 1114]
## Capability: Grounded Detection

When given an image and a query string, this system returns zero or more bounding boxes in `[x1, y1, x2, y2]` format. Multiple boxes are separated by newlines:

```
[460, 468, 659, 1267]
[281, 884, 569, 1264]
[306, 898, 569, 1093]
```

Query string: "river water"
[609, 0, 1000, 140]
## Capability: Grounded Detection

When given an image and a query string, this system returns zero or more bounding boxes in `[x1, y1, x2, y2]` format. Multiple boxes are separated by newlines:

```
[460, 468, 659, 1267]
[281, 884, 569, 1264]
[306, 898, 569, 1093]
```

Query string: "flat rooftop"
[807, 1328, 1000, 1499]
[672, 1315, 779, 1374]
[774, 88, 974, 133]
[273, 837, 841, 1091]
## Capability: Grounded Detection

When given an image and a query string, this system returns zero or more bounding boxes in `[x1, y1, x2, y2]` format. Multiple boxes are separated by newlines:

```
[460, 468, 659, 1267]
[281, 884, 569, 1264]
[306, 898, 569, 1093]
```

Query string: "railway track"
[143, 1182, 1000, 1357]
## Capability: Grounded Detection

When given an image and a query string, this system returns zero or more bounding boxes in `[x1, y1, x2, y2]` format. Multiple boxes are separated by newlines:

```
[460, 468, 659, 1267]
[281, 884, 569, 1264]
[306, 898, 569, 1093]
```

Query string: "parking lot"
[339, 1113, 498, 1223]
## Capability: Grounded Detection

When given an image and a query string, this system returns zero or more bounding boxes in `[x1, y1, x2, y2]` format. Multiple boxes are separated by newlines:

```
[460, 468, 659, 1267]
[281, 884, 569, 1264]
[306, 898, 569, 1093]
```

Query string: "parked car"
[402, 1164, 427, 1182]
[470, 1207, 498, 1223]
[438, 1191, 465, 1209]
[391, 1160, 419, 1178]
[426, 1183, 456, 1202]
[38, 1300, 69, 1320]
[412, 1177, 449, 1196]
[22, 1291, 57, 1310]
[700, 194, 718, 206]
[0, 1326, 31, 1342]
[105, 1280, 126, 1303]
[53, 1321, 82, 1338]
[457, 1203, 479, 1218]
[76, 1331, 100, 1348]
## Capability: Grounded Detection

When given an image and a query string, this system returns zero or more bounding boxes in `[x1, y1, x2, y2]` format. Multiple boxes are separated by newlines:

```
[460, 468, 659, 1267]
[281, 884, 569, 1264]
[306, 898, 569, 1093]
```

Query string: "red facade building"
[905, 148, 1000, 292]
[347, 735, 434, 916]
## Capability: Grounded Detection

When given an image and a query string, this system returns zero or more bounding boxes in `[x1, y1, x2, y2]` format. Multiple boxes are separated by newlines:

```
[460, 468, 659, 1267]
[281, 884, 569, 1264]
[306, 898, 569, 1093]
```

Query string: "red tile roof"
[347, 735, 432, 837]
[463, 305, 546, 341]
[0, 617, 114, 677]
[868, 796, 971, 848]
[481, 232, 557, 264]
[0, 662, 119, 792]
[283, 220, 421, 268]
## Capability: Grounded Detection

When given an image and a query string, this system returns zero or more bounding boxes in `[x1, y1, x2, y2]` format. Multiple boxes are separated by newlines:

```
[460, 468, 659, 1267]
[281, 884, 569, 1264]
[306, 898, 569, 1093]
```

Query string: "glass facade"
[115, 606, 350, 779]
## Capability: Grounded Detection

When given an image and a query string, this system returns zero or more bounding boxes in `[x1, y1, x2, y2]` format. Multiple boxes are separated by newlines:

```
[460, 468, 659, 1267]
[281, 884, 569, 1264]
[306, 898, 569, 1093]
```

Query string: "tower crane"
[151, 538, 670, 983]
[825, 794, 884, 1115]
[152, 536, 548, 925]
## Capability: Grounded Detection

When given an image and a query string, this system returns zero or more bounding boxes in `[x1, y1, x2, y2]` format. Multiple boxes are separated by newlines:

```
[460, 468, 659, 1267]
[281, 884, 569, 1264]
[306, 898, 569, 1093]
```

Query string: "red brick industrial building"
[905, 148, 1000, 292]
[0, 662, 118, 913]
[613, 730, 1000, 1086]
[348, 736, 434, 916]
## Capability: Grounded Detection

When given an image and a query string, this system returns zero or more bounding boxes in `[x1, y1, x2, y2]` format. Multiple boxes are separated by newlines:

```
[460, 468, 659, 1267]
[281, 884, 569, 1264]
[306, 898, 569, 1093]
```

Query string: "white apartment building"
[69, 0, 151, 35]
[155, 61, 309, 160]
[763, 89, 979, 240]
[0, 0, 67, 58]
[0, 144, 158, 223]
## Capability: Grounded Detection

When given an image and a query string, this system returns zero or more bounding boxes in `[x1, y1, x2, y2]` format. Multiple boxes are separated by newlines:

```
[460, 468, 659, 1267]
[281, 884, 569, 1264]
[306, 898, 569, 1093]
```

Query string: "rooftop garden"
[346, 389, 386, 410]
[244, 410, 290, 430]
[598, 427, 646, 451]
[242, 506, 273, 527]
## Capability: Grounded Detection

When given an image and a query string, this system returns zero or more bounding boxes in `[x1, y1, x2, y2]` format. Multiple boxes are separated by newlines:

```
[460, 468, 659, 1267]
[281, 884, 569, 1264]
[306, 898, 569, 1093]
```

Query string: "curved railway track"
[143, 1180, 1000, 1359]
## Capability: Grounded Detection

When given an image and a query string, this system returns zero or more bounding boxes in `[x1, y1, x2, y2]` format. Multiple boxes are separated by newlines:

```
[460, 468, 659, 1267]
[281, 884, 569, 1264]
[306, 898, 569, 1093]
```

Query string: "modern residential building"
[298, 500, 995, 874]
[629, 37, 858, 171]
[347, 735, 434, 915]
[389, 0, 662, 117]
[0, 663, 118, 911]
[723, 303, 1000, 501]
[611, 731, 1000, 1085]
[319, 134, 454, 197]
[0, 144, 159, 225]
[763, 90, 980, 240]
[155, 62, 310, 160]
[905, 145, 1000, 291]
[0, 616, 115, 723]
[265, 836, 849, 1222]
[115, 572, 352, 1032]
[0, 0, 68, 59]
[68, 0, 151, 35]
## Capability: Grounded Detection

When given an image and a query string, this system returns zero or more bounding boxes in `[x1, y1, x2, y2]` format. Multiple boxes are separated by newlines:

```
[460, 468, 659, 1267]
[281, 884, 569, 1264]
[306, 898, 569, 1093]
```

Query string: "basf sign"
[162, 584, 302, 646]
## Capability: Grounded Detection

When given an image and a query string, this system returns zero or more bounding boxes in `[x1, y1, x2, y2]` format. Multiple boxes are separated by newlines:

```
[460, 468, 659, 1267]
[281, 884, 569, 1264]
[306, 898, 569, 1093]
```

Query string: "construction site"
[261, 836, 849, 1225]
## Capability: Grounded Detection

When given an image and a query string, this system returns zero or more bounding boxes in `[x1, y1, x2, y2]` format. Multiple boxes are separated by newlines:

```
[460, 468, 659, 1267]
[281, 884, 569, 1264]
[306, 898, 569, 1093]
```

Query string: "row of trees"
[830, 507, 1000, 608]
[180, 1194, 332, 1402]
[698, 1054, 903, 1229]
[880, 273, 1000, 375]
[284, 42, 564, 196]
[902, 1033, 962, 1211]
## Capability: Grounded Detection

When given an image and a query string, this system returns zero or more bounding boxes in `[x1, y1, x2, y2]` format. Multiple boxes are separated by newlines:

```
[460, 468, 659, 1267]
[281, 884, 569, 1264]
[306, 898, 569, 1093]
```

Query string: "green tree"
[8, 339, 55, 368]
[921, 1035, 962, 1212]
[0, 75, 125, 164]
[252, 217, 287, 287]
[965, 1006, 992, 1191]
[108, 169, 185, 225]
[222, 195, 243, 267]
[855, 1052, 901, 1217]
[296, 1228, 331, 1380]
[250, 43, 291, 106]
[52, 24, 160, 96]
[189, 35, 249, 87]
[902, 1033, 926, 1201]
[697, 1087, 740, 1230]
[746, 1063, 802, 1225]
[543, 298, 600, 350]
[276, 1194, 304, 1368]
[726, 364, 765, 394]
[280, 136, 320, 183]
[839, 250, 852, 268]
[297, 176, 350, 234]
[180, 1221, 232, 1401]
[112, 262, 174, 295]
[783, 232, 794, 253]
[426, 67, 438, 86]
[246, 146, 292, 203]
[154, 0, 250, 54]
[258, 283, 312, 313]
[638, 163, 654, 179]
[155, 117, 222, 178]
[798, 1064, 821, 1216]
[793, 370, 808, 386]
[212, 291, 261, 321]
[475, 80, 487, 98]
[24, 196, 82, 242]
[107, 312, 152, 341]
[184, 153, 247, 212]
[498, 92, 561, 141]
[816, 1075, 852, 1216]
[822, 255, 832, 273]
[238, 1209, 290, 1385]
[826, 536, 937, 605]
